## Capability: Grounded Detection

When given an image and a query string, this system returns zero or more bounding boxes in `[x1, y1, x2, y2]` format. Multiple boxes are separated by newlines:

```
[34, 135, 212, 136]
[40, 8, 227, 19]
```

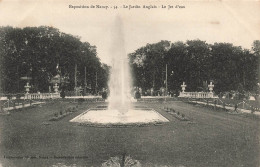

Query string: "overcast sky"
[0, 0, 259, 65]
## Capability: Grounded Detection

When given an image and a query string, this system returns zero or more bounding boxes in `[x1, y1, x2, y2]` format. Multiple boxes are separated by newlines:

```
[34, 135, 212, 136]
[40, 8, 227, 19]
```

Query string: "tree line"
[0, 26, 109, 94]
[129, 40, 259, 96]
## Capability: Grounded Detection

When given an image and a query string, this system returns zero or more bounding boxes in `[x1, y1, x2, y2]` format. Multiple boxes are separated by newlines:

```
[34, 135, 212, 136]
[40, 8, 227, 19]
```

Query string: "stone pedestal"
[208, 82, 214, 98]
[208, 82, 214, 93]
[181, 82, 186, 92]
[24, 82, 31, 94]
[53, 83, 59, 94]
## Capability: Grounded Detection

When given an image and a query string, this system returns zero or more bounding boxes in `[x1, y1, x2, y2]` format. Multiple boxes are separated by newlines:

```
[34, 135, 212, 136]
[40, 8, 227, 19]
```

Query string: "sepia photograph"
[0, 0, 259, 166]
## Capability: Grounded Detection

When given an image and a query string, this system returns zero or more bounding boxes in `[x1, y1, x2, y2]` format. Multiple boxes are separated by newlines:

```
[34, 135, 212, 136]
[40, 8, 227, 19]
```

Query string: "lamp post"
[74, 64, 77, 96]
[164, 43, 171, 96]
[84, 66, 87, 95]
[169, 70, 174, 97]
[165, 64, 168, 96]
[95, 71, 98, 95]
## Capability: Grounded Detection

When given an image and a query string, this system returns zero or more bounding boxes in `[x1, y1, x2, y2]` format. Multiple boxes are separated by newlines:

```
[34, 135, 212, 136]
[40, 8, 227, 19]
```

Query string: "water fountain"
[70, 16, 169, 125]
[107, 15, 132, 114]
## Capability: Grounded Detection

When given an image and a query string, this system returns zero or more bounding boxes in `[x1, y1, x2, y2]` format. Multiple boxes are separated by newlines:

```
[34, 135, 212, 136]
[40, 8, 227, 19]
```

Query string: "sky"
[0, 0, 259, 65]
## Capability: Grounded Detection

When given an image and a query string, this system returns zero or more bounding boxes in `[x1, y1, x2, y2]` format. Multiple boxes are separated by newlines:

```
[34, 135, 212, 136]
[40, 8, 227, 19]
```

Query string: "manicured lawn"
[197, 98, 260, 110]
[0, 100, 259, 167]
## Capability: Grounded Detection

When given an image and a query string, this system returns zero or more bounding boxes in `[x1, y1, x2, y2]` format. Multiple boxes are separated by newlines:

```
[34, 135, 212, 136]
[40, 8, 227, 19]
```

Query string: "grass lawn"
[219, 98, 260, 108]
[0, 100, 259, 167]
[197, 98, 260, 110]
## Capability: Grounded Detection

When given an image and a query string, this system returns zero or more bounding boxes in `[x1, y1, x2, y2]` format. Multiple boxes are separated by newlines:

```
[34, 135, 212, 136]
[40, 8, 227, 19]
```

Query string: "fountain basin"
[70, 108, 169, 125]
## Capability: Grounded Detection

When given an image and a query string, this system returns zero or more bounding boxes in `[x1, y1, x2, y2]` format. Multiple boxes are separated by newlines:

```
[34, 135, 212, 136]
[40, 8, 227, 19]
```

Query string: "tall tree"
[129, 40, 259, 95]
[0, 26, 109, 94]
[129, 40, 170, 91]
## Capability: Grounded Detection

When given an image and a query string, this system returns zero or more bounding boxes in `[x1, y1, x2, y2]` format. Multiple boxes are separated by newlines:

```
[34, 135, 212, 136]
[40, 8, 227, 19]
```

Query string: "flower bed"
[163, 107, 189, 121]
[49, 106, 78, 121]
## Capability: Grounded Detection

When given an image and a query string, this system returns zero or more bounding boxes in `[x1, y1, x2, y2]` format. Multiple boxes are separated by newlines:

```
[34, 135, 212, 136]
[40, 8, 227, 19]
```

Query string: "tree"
[185, 40, 211, 91]
[129, 40, 258, 95]
[0, 26, 109, 94]
[129, 40, 170, 91]
[166, 41, 188, 93]
[251, 40, 260, 93]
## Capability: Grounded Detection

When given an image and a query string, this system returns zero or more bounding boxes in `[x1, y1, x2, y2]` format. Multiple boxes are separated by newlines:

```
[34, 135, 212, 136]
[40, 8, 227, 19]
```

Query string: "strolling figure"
[234, 103, 238, 113]
[251, 106, 255, 114]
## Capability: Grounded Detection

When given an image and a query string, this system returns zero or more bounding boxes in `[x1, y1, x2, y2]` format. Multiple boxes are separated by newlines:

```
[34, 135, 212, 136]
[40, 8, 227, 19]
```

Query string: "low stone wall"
[179, 92, 218, 99]
[137, 97, 177, 102]
[24, 93, 60, 99]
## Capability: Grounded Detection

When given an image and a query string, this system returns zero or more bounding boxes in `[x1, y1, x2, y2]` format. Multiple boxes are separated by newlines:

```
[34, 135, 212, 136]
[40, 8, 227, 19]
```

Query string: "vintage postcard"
[0, 0, 259, 166]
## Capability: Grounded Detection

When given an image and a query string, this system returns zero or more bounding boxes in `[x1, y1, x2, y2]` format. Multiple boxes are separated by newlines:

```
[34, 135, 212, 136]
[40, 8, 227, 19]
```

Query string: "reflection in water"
[70, 108, 169, 124]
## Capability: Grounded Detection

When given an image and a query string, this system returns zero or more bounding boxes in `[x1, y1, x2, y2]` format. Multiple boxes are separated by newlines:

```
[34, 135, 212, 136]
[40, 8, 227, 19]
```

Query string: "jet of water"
[107, 15, 132, 114]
